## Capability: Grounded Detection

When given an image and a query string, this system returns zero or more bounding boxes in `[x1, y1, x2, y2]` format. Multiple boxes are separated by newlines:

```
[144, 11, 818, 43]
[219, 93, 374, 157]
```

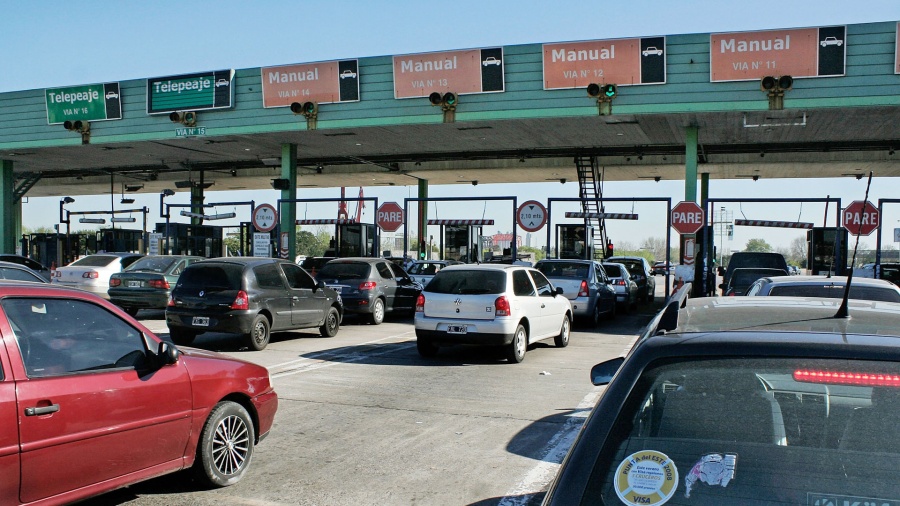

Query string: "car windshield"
[69, 255, 118, 267]
[316, 262, 370, 280]
[177, 264, 242, 291]
[769, 284, 900, 302]
[584, 357, 900, 505]
[124, 256, 178, 273]
[536, 262, 589, 278]
[425, 270, 506, 294]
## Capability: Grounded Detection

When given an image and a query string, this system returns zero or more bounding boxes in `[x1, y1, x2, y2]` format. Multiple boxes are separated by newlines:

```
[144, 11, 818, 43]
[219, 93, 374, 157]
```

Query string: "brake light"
[230, 290, 249, 310]
[614, 279, 625, 286]
[359, 281, 377, 290]
[416, 294, 425, 312]
[149, 279, 170, 289]
[578, 280, 589, 297]
[167, 295, 175, 307]
[82, 271, 99, 279]
[794, 369, 900, 387]
[495, 296, 510, 316]
[109, 278, 121, 287]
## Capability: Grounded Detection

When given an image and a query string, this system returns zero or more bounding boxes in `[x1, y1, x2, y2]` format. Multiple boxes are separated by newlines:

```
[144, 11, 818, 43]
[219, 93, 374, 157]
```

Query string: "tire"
[194, 401, 254, 488]
[506, 324, 527, 363]
[169, 327, 197, 346]
[246, 314, 270, 351]
[590, 303, 602, 327]
[647, 286, 655, 303]
[368, 298, 385, 325]
[417, 338, 439, 358]
[319, 307, 340, 337]
[554, 315, 571, 348]
[124, 307, 139, 317]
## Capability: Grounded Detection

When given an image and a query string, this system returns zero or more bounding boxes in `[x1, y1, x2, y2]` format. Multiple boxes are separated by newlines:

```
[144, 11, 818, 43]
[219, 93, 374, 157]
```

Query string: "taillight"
[794, 369, 900, 387]
[230, 290, 250, 310]
[578, 280, 589, 297]
[109, 278, 121, 287]
[149, 279, 170, 289]
[82, 271, 99, 279]
[495, 296, 510, 316]
[359, 281, 377, 290]
[614, 279, 625, 286]
[415, 293, 425, 312]
[167, 295, 175, 307]
[53, 271, 61, 278]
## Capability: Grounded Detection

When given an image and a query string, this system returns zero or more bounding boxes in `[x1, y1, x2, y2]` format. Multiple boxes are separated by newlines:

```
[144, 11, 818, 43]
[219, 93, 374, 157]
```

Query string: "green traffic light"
[420, 252, 426, 259]
[603, 84, 617, 98]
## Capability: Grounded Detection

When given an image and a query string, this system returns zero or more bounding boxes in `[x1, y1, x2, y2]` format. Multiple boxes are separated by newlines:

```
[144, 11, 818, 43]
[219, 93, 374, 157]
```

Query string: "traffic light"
[63, 120, 90, 133]
[760, 75, 793, 110]
[587, 83, 617, 99]
[290, 101, 318, 118]
[169, 111, 197, 126]
[428, 92, 458, 111]
[419, 251, 426, 259]
[606, 242, 614, 258]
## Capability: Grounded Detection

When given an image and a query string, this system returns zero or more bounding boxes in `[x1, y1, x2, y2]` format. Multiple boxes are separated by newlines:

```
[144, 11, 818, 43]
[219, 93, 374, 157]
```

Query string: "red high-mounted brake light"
[109, 278, 121, 287]
[359, 281, 377, 290]
[794, 369, 900, 387]
[149, 279, 169, 289]
[82, 271, 99, 279]
[495, 296, 511, 316]
[230, 290, 250, 310]
[578, 280, 589, 297]
[416, 293, 425, 312]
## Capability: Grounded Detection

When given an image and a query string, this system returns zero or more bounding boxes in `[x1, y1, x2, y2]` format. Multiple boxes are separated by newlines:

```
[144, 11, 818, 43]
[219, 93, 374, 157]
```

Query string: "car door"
[529, 269, 565, 338]
[0, 327, 20, 502]
[4, 297, 192, 503]
[252, 263, 293, 330]
[511, 269, 545, 341]
[374, 261, 398, 310]
[280, 263, 327, 327]
[388, 263, 418, 312]
[594, 263, 615, 314]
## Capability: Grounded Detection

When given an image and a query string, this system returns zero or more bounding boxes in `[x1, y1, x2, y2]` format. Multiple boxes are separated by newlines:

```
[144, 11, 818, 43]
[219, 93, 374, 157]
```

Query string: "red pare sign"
[376, 202, 404, 232]
[671, 201, 705, 235]
[842, 200, 879, 236]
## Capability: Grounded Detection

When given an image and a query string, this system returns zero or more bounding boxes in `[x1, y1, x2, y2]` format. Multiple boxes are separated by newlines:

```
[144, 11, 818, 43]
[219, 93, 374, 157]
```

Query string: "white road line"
[269, 331, 415, 378]
[497, 386, 604, 505]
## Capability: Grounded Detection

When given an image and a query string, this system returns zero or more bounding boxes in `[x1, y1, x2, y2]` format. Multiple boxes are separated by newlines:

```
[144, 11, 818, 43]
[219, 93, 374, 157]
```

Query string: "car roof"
[190, 257, 289, 267]
[439, 263, 529, 272]
[0, 260, 37, 270]
[536, 259, 593, 264]
[325, 257, 387, 264]
[761, 275, 899, 287]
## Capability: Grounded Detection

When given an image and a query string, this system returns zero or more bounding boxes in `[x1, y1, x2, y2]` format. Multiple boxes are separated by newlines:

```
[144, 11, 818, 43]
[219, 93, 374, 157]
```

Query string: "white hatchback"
[51, 253, 144, 299]
[414, 264, 573, 363]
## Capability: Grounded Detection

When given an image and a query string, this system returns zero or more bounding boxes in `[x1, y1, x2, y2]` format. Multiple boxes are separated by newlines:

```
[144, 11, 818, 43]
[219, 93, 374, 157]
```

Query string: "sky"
[3, 0, 900, 254]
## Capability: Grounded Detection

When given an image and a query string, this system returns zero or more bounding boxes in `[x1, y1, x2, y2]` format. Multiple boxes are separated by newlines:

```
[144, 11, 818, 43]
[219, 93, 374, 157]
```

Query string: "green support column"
[0, 160, 16, 254]
[684, 126, 698, 203]
[417, 179, 428, 259]
[280, 143, 298, 260]
[190, 185, 204, 226]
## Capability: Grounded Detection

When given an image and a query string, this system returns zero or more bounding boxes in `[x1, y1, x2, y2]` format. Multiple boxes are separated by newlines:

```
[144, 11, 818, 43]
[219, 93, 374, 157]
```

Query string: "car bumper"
[567, 297, 595, 317]
[415, 316, 516, 346]
[252, 389, 279, 442]
[53, 281, 110, 298]
[108, 290, 170, 309]
[166, 309, 257, 334]
[339, 294, 378, 315]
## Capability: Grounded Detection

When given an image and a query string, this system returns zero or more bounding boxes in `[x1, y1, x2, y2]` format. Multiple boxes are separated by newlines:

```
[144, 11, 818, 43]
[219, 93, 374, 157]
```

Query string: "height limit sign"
[517, 200, 547, 233]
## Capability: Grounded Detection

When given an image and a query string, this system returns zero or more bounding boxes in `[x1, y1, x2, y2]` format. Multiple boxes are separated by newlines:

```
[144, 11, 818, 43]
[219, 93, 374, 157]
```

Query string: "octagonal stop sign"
[843, 200, 879, 236]
[377, 201, 404, 232]
[671, 201, 705, 235]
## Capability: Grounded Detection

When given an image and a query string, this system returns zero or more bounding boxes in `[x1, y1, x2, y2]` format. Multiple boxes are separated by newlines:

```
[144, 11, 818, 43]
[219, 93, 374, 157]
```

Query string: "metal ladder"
[574, 156, 607, 259]
[13, 172, 42, 204]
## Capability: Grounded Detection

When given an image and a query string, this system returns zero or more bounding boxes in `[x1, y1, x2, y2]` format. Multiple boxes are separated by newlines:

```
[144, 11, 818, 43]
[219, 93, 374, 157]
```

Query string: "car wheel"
[507, 324, 527, 363]
[319, 307, 340, 337]
[169, 327, 197, 346]
[246, 314, 270, 351]
[554, 315, 571, 348]
[194, 401, 254, 487]
[417, 338, 439, 358]
[124, 307, 139, 317]
[590, 303, 602, 327]
[369, 298, 385, 325]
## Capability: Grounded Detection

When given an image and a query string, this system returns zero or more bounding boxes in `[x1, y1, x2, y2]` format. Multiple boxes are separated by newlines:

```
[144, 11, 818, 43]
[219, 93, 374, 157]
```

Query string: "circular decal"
[614, 450, 678, 506]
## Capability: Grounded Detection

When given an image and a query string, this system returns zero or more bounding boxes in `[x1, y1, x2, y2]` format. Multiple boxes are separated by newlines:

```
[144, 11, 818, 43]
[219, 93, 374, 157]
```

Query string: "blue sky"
[4, 1, 900, 252]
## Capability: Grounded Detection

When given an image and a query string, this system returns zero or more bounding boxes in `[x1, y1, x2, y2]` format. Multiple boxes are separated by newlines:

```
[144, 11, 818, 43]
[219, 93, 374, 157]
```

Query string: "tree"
[744, 238, 773, 252]
[297, 230, 325, 257]
[788, 236, 807, 266]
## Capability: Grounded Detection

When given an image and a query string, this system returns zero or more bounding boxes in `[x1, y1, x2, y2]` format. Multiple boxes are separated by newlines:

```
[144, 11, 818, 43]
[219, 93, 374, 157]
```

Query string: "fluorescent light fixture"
[124, 184, 144, 192]
[261, 157, 281, 166]
[180, 210, 206, 219]
[205, 212, 236, 220]
[110, 217, 136, 223]
[174, 180, 193, 189]
[120, 198, 135, 204]
[79, 218, 106, 224]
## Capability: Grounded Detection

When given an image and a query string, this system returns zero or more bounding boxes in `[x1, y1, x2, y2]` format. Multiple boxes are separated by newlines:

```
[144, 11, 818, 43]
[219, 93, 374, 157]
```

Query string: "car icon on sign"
[340, 70, 357, 79]
[482, 57, 501, 66]
[642, 47, 664, 57]
[105, 91, 119, 100]
[215, 78, 229, 87]
[820, 37, 843, 47]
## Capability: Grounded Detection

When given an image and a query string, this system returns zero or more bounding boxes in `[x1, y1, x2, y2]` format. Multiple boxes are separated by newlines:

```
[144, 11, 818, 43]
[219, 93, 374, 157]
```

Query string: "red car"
[0, 282, 277, 504]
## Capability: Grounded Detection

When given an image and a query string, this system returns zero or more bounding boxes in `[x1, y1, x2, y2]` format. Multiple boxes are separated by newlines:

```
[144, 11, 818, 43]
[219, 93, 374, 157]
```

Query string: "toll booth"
[807, 227, 848, 275]
[155, 223, 224, 258]
[97, 228, 144, 253]
[336, 223, 377, 257]
[23, 233, 61, 268]
[439, 223, 485, 263]
[557, 224, 594, 260]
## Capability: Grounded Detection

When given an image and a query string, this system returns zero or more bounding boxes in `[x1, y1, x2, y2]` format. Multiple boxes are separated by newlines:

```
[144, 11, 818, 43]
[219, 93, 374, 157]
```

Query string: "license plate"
[192, 316, 210, 327]
[447, 325, 467, 334]
[128, 281, 141, 288]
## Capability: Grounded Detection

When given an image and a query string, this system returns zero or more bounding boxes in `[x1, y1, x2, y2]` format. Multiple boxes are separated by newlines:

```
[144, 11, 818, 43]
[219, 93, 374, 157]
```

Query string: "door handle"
[292, 296, 300, 301]
[541, 304, 546, 308]
[25, 404, 60, 416]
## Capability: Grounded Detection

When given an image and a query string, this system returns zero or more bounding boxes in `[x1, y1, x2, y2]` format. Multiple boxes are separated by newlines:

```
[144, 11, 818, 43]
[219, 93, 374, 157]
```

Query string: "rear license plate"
[447, 325, 467, 334]
[192, 316, 210, 327]
[128, 281, 141, 288]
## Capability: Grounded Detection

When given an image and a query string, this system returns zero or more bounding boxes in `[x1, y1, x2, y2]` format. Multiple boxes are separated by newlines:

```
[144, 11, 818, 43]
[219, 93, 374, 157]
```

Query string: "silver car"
[535, 259, 617, 325]
[406, 260, 462, 287]
[746, 275, 900, 302]
[601, 262, 638, 312]
[51, 253, 144, 299]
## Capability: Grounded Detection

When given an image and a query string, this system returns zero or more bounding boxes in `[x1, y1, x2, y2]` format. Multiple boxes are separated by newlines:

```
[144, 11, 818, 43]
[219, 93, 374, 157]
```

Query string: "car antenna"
[824, 195, 834, 279]
[834, 171, 873, 319]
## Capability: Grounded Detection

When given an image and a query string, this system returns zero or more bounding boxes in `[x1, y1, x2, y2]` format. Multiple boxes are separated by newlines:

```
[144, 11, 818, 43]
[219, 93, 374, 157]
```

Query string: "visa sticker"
[614, 450, 678, 505]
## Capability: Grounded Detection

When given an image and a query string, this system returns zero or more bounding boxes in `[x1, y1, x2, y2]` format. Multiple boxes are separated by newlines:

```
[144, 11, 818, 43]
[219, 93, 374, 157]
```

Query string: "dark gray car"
[315, 257, 422, 325]
[535, 259, 616, 325]
[166, 257, 343, 350]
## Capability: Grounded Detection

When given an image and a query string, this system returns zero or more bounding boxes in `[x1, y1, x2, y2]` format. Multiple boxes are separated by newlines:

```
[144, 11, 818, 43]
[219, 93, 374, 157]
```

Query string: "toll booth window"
[281, 263, 316, 290]
[254, 264, 285, 289]
[512, 270, 536, 297]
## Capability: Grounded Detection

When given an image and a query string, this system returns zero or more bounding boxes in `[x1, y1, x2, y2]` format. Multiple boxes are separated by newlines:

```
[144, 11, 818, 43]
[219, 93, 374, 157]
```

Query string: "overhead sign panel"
[542, 37, 666, 90]
[147, 70, 234, 114]
[45, 83, 121, 124]
[710, 26, 846, 82]
[393, 48, 504, 99]
[261, 60, 359, 108]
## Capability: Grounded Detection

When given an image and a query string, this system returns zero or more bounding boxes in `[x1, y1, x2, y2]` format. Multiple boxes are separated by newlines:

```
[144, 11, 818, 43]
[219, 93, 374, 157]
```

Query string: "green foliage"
[519, 245, 545, 261]
[745, 238, 773, 252]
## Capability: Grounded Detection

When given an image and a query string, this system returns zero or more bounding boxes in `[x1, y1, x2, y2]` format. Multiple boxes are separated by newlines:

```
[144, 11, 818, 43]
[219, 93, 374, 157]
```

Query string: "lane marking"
[269, 331, 415, 378]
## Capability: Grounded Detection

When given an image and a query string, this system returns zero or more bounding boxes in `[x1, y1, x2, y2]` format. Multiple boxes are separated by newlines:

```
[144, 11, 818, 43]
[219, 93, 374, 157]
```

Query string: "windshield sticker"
[807, 493, 900, 506]
[614, 450, 678, 505]
[684, 453, 737, 498]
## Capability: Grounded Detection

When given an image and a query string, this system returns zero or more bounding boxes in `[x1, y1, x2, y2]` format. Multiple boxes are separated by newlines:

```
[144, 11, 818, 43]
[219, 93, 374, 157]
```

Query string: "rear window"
[316, 262, 371, 280]
[603, 265, 624, 277]
[770, 285, 900, 302]
[581, 357, 900, 505]
[425, 270, 506, 295]
[536, 262, 589, 278]
[125, 256, 178, 273]
[177, 264, 242, 291]
[408, 263, 443, 275]
[70, 255, 118, 267]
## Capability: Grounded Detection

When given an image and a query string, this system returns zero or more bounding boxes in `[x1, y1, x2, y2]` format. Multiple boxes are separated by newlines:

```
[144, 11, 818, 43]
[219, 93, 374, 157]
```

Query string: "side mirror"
[717, 266, 725, 275]
[316, 280, 327, 291]
[555, 286, 564, 295]
[591, 357, 625, 386]
[157, 341, 180, 366]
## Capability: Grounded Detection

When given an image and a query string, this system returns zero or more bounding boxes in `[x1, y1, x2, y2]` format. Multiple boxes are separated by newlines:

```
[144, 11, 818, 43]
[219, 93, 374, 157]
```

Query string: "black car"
[166, 257, 342, 350]
[607, 256, 656, 303]
[718, 251, 789, 295]
[0, 260, 49, 283]
[0, 255, 52, 281]
[315, 257, 421, 325]
[108, 255, 204, 315]
[544, 293, 900, 505]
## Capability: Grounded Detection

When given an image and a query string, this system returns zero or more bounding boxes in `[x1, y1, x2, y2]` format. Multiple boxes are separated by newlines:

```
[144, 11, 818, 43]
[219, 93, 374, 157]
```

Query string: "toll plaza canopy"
[0, 20, 898, 256]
